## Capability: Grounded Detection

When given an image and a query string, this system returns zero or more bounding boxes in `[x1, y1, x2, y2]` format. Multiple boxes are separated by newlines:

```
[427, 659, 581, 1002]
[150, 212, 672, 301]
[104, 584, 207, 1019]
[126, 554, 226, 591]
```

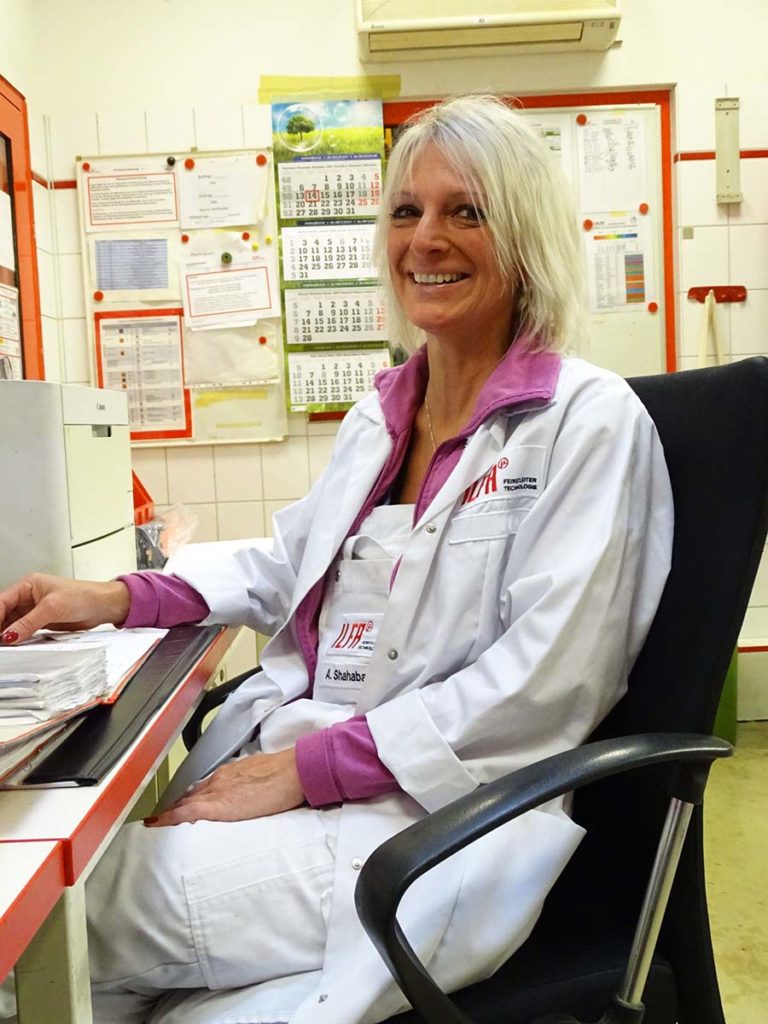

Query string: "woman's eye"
[455, 204, 486, 222]
[390, 205, 419, 220]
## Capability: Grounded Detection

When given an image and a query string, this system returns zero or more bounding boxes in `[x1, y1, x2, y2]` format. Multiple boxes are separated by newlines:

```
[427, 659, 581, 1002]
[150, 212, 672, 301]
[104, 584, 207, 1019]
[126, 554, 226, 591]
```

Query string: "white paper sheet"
[99, 315, 187, 431]
[0, 283, 21, 371]
[84, 170, 179, 231]
[184, 320, 280, 386]
[584, 213, 654, 313]
[577, 113, 647, 212]
[281, 223, 376, 283]
[284, 286, 386, 345]
[192, 385, 287, 441]
[0, 189, 15, 272]
[93, 237, 169, 291]
[177, 154, 269, 230]
[181, 252, 280, 328]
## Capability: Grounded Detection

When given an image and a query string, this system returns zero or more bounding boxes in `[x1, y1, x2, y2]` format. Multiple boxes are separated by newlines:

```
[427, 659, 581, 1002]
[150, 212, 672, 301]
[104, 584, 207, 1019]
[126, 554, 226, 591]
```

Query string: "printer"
[0, 381, 136, 589]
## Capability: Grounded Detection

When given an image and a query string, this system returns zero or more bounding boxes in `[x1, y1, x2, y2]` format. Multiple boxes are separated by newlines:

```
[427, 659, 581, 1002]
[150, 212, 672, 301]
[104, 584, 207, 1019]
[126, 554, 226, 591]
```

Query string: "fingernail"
[1, 631, 19, 645]
[143, 816, 159, 826]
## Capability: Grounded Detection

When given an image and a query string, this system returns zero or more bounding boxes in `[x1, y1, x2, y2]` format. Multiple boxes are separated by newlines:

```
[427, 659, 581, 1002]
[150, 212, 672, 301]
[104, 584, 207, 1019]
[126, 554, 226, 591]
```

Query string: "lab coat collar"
[374, 334, 562, 439]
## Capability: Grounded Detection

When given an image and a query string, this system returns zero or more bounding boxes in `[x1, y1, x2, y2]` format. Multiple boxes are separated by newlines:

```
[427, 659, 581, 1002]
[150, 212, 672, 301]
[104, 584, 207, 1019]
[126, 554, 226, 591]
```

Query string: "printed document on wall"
[83, 167, 179, 232]
[577, 113, 647, 212]
[177, 155, 270, 230]
[98, 315, 187, 431]
[0, 283, 21, 378]
[584, 213, 655, 314]
[181, 251, 280, 329]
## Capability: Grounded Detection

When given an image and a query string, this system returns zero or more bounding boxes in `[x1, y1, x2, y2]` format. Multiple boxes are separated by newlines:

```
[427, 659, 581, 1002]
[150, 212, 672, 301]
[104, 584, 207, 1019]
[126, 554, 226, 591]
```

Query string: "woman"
[0, 95, 673, 1024]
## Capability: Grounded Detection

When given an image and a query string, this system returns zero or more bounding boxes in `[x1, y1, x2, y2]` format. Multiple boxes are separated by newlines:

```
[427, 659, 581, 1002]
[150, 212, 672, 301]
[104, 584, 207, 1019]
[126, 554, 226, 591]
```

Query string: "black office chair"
[183, 358, 768, 1024]
[354, 357, 768, 1024]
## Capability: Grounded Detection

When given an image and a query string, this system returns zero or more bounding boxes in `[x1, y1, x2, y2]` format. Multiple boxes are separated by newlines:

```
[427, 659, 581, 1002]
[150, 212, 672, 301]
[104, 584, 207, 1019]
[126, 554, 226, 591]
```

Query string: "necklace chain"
[424, 392, 437, 453]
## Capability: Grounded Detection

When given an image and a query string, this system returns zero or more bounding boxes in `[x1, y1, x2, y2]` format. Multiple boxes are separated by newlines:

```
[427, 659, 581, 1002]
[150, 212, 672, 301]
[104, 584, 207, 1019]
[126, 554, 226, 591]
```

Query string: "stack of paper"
[0, 647, 109, 723]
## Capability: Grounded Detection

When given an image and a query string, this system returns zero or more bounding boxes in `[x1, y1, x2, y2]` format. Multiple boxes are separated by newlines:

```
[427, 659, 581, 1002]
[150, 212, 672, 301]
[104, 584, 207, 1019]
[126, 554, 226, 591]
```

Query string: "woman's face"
[386, 143, 515, 349]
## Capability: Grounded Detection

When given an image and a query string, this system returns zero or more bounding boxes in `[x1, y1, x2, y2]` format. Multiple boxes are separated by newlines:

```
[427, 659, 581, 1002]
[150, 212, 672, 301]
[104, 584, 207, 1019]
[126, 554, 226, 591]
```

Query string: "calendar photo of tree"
[273, 100, 385, 160]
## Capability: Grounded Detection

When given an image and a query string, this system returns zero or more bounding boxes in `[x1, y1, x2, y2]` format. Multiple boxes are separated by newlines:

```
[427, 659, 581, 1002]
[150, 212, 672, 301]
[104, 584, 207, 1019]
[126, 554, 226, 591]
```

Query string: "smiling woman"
[0, 94, 674, 1024]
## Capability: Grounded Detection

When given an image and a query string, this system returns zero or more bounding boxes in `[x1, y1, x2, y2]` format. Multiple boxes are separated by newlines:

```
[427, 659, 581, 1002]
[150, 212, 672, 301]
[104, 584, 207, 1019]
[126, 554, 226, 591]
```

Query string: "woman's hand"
[145, 747, 305, 827]
[0, 573, 131, 645]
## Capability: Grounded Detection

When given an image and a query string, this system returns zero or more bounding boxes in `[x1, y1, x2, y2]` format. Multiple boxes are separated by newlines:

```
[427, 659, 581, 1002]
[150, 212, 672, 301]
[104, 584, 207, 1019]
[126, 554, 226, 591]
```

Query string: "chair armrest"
[182, 665, 263, 751]
[354, 733, 731, 1024]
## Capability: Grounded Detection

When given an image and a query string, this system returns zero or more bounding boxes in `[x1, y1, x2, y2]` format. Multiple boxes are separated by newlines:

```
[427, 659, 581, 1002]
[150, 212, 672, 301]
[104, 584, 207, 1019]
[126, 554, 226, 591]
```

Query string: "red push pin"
[582, 218, 594, 231]
[93, 290, 104, 302]
[181, 233, 190, 243]
[82, 161, 91, 172]
[639, 202, 650, 215]
[256, 154, 268, 167]
[242, 231, 251, 241]
[184, 158, 195, 170]
[648, 301, 659, 314]
[576, 114, 588, 126]
[258, 335, 268, 345]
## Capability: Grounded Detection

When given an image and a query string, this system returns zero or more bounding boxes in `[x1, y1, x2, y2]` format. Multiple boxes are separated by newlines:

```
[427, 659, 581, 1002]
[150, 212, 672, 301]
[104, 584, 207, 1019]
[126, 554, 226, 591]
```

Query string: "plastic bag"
[135, 505, 200, 570]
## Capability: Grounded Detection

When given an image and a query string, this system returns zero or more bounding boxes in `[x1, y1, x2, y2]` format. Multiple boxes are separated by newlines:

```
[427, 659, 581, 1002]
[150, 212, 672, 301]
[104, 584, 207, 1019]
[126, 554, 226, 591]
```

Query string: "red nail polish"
[143, 816, 159, 825]
[1, 630, 19, 645]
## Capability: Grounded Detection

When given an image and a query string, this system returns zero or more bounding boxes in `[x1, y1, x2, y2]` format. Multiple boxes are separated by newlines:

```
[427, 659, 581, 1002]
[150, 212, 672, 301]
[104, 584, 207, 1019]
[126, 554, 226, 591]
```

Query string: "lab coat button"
[352, 857, 363, 870]
[426, 523, 437, 534]
[318, 993, 328, 1003]
[335, 569, 341, 581]
[387, 648, 398, 660]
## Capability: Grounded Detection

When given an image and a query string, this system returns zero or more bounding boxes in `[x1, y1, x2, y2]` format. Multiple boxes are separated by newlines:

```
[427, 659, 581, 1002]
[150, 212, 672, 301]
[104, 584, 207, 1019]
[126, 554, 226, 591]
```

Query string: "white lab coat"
[162, 356, 673, 1024]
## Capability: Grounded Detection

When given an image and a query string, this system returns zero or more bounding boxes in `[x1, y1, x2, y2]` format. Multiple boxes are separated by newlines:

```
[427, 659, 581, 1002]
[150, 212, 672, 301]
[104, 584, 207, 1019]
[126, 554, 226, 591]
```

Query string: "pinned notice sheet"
[584, 213, 654, 314]
[577, 113, 647, 212]
[83, 167, 179, 231]
[181, 252, 280, 329]
[95, 311, 192, 439]
[177, 154, 270, 230]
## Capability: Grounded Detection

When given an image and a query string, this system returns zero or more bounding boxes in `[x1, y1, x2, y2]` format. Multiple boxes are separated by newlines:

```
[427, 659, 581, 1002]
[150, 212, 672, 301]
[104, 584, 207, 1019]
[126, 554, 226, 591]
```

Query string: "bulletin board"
[76, 148, 287, 444]
[384, 91, 675, 378]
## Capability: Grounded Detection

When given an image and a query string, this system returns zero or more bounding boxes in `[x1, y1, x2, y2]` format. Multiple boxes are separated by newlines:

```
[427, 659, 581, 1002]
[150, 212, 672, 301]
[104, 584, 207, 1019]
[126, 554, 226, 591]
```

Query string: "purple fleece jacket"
[120, 339, 560, 807]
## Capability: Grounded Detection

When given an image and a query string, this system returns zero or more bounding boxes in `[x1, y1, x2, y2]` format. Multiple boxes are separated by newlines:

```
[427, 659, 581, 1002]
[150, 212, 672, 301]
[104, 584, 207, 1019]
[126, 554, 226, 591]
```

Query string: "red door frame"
[0, 74, 44, 379]
[384, 91, 676, 372]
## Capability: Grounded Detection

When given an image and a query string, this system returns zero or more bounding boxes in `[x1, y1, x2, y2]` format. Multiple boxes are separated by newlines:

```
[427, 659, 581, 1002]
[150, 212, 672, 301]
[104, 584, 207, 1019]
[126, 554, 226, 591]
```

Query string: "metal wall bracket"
[715, 97, 743, 204]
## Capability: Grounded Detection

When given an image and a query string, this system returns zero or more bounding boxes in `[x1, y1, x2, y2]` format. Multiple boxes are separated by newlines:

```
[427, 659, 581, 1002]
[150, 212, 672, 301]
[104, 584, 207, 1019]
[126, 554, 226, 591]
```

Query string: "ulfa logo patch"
[461, 457, 539, 506]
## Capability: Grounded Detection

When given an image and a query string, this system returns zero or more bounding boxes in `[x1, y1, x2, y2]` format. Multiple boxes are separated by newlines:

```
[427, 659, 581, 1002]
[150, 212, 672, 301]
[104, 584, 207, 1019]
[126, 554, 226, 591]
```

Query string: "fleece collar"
[374, 336, 561, 439]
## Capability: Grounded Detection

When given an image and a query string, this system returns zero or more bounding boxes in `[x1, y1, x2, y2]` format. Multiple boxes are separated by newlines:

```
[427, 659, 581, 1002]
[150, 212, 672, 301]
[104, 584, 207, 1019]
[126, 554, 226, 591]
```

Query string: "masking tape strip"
[258, 75, 401, 104]
[193, 389, 269, 408]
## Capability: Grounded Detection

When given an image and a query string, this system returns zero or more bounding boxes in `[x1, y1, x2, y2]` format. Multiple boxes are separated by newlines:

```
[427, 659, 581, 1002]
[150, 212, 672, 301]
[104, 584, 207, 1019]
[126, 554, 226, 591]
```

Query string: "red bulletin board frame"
[93, 307, 193, 441]
[0, 74, 43, 379]
[384, 91, 676, 373]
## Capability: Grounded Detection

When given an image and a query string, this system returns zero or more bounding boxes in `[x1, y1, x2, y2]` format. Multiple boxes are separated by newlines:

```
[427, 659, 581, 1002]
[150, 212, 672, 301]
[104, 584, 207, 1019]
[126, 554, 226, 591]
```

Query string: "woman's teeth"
[411, 273, 466, 285]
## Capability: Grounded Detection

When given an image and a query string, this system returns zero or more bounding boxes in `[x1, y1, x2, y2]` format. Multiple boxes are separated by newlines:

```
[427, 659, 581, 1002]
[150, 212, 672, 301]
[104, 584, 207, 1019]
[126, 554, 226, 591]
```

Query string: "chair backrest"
[558, 358, 768, 1023]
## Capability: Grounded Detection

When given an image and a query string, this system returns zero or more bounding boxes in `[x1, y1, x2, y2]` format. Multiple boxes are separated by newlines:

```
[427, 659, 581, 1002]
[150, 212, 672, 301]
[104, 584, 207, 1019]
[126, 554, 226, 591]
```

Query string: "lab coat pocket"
[447, 507, 527, 545]
[183, 833, 335, 990]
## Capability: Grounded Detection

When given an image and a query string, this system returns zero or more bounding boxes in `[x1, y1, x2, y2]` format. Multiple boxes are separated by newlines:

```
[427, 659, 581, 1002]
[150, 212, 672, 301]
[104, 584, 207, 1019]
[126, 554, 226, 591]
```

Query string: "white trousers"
[85, 805, 339, 1024]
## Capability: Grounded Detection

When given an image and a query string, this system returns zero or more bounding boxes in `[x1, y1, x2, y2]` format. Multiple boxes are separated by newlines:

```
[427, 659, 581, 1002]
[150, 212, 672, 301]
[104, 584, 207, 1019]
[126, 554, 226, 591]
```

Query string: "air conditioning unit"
[357, 0, 621, 61]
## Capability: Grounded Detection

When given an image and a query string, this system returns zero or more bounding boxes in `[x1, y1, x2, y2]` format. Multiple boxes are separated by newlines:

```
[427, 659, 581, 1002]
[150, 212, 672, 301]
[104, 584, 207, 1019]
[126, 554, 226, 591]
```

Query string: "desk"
[0, 625, 235, 1022]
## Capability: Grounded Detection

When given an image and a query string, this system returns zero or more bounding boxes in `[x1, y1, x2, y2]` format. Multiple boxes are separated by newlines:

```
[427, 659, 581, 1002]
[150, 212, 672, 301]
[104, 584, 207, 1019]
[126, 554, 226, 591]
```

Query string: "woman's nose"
[410, 213, 449, 253]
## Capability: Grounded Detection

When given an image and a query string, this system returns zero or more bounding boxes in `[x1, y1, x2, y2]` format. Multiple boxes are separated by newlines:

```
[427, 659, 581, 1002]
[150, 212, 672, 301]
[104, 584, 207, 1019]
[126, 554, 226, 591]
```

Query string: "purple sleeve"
[117, 572, 210, 629]
[295, 715, 400, 807]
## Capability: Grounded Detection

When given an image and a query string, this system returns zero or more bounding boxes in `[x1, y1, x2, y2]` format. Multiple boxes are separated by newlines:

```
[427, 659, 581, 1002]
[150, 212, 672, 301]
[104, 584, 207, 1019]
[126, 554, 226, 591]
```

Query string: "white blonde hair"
[375, 94, 586, 353]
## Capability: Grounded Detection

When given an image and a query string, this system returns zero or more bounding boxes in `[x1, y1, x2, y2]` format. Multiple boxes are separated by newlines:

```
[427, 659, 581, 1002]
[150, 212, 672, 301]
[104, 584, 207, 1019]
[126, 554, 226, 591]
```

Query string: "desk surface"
[0, 626, 234, 883]
[0, 841, 65, 978]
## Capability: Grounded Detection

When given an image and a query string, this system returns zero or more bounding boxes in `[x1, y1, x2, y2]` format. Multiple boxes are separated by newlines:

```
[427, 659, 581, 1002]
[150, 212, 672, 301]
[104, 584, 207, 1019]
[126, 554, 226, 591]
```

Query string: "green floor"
[705, 721, 768, 1022]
